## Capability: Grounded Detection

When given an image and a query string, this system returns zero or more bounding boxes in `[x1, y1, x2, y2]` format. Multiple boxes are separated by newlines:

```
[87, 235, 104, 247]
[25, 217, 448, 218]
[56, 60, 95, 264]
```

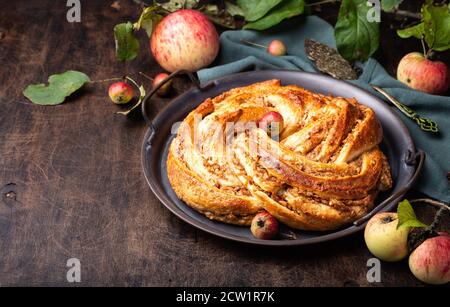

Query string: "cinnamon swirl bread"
[167, 80, 392, 231]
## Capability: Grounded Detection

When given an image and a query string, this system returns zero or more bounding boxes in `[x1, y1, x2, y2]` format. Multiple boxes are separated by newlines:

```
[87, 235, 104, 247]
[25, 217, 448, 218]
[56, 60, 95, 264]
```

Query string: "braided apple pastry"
[167, 80, 392, 231]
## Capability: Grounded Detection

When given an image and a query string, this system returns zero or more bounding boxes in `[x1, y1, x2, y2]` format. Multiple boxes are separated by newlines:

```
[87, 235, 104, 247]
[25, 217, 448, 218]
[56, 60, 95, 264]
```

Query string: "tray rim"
[141, 70, 420, 246]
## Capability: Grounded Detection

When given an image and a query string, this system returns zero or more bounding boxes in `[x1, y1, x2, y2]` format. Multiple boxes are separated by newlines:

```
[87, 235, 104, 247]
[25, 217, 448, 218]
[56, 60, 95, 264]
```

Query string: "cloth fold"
[198, 16, 450, 202]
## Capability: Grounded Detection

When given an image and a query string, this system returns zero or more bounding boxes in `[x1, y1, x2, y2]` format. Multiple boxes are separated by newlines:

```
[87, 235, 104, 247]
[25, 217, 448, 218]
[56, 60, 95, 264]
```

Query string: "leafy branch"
[113, 1, 246, 62]
[397, 0, 450, 59]
[118, 0, 433, 63]
[405, 198, 450, 251]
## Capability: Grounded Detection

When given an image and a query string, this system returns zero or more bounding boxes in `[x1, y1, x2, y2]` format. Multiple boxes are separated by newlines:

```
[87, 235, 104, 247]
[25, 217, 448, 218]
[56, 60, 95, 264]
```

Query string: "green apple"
[364, 212, 410, 262]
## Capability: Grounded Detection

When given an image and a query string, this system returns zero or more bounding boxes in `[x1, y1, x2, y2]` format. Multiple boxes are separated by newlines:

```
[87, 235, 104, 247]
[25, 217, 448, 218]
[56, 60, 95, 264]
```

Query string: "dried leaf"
[160, 0, 199, 12]
[225, 1, 244, 17]
[201, 4, 242, 29]
[305, 39, 358, 80]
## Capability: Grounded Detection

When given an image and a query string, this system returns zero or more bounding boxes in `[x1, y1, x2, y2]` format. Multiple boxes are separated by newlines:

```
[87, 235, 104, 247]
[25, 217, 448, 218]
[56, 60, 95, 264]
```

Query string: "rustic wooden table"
[0, 0, 448, 287]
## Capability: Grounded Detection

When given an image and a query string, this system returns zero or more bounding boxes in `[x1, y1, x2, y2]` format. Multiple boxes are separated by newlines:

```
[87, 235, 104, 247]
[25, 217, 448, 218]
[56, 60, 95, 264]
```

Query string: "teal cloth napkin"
[198, 16, 450, 203]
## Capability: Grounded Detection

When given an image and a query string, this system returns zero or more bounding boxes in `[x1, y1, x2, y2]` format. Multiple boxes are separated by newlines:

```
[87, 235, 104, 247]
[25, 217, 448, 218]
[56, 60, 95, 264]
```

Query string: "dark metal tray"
[141, 70, 424, 246]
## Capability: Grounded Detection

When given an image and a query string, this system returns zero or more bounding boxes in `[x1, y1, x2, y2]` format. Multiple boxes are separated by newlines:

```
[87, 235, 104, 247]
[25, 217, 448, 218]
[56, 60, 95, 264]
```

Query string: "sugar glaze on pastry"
[167, 80, 392, 231]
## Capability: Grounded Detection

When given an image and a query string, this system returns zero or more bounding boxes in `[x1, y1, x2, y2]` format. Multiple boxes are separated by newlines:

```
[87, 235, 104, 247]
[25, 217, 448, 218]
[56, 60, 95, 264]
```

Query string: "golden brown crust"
[167, 150, 262, 225]
[166, 80, 392, 231]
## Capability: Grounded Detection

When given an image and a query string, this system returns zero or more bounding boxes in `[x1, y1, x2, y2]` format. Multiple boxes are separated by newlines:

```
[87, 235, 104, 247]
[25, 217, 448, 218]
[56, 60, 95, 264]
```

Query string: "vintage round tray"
[141, 70, 424, 246]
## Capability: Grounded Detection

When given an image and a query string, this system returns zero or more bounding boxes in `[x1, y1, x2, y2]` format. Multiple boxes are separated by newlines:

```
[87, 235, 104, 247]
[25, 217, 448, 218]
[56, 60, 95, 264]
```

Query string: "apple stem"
[139, 71, 154, 81]
[89, 77, 124, 84]
[306, 0, 339, 6]
[410, 198, 450, 213]
[428, 207, 446, 232]
[407, 198, 449, 251]
[390, 9, 421, 20]
[278, 230, 297, 240]
[124, 76, 140, 90]
[240, 39, 268, 49]
[421, 38, 428, 59]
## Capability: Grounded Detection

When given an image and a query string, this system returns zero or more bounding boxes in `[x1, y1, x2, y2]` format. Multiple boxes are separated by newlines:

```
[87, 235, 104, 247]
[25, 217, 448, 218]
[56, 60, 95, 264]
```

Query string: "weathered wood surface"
[0, 0, 448, 287]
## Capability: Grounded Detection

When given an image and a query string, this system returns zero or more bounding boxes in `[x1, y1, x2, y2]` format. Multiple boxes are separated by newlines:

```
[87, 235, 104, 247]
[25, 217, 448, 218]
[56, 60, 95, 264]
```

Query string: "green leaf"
[134, 6, 163, 37]
[114, 22, 140, 62]
[225, 1, 245, 17]
[140, 15, 163, 38]
[397, 22, 425, 40]
[381, 0, 403, 12]
[397, 200, 428, 229]
[23, 71, 90, 105]
[243, 0, 305, 30]
[397, 1, 450, 52]
[422, 1, 450, 51]
[237, 0, 282, 22]
[335, 0, 380, 62]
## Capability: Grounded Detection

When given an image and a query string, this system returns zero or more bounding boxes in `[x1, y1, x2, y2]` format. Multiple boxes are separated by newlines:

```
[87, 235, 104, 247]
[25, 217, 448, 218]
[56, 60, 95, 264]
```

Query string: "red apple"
[150, 10, 219, 72]
[397, 52, 450, 95]
[409, 233, 450, 285]
[258, 111, 284, 139]
[108, 81, 134, 104]
[267, 40, 287, 56]
[153, 73, 172, 96]
[251, 212, 279, 240]
[364, 212, 410, 262]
